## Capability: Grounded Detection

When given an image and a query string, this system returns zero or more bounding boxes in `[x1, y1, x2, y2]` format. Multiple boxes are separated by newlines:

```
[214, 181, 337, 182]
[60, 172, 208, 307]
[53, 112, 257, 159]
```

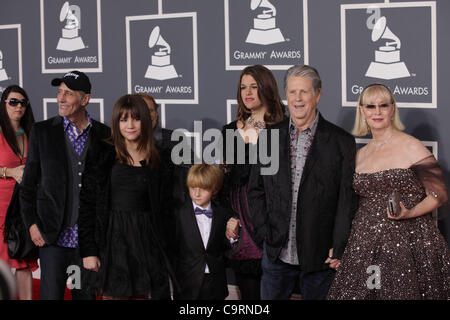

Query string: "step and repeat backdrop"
[1, 0, 449, 250]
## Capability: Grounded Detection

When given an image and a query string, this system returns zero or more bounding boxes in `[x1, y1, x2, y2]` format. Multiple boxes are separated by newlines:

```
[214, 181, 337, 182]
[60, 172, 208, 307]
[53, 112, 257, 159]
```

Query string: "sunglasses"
[362, 103, 392, 110]
[6, 98, 29, 107]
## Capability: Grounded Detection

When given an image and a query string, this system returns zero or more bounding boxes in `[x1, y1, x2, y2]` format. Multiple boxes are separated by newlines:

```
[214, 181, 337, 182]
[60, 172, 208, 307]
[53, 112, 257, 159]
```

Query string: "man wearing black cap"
[20, 70, 110, 300]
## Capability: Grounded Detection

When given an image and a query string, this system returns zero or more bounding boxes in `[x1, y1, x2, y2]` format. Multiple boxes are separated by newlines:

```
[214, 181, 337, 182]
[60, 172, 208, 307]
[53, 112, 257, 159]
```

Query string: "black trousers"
[234, 271, 261, 300]
[39, 245, 95, 300]
[197, 273, 227, 300]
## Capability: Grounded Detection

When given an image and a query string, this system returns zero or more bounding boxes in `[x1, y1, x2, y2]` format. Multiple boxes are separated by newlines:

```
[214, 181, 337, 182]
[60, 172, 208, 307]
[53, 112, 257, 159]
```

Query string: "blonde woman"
[328, 84, 450, 300]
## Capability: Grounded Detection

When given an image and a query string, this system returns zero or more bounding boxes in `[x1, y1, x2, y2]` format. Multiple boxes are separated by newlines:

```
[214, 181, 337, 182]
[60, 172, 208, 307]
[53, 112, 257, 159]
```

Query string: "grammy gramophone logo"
[0, 50, 9, 81]
[56, 1, 85, 52]
[245, 0, 285, 45]
[144, 26, 178, 80]
[365, 16, 410, 80]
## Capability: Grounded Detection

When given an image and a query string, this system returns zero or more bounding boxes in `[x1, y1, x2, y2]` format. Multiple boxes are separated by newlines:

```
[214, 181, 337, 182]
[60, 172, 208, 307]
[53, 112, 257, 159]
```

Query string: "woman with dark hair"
[234, 65, 286, 138]
[78, 94, 172, 299]
[223, 65, 286, 300]
[0, 85, 37, 300]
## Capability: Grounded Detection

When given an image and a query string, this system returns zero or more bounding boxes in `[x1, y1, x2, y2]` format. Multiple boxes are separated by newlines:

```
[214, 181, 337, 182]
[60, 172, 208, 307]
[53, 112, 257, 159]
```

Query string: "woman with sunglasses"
[0, 85, 37, 299]
[327, 84, 450, 299]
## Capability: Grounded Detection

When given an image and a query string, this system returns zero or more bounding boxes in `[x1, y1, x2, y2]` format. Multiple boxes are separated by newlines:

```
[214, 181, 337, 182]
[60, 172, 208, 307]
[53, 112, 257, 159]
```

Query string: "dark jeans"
[39, 245, 95, 300]
[261, 244, 335, 300]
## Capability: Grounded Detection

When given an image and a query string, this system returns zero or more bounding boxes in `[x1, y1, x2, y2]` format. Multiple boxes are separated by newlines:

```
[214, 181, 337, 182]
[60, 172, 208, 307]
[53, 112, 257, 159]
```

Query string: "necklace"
[247, 115, 265, 130]
[16, 128, 24, 136]
[371, 132, 393, 147]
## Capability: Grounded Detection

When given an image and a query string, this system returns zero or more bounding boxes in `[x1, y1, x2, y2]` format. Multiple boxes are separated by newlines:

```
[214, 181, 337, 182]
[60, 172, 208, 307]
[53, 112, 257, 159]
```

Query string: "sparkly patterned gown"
[328, 157, 450, 300]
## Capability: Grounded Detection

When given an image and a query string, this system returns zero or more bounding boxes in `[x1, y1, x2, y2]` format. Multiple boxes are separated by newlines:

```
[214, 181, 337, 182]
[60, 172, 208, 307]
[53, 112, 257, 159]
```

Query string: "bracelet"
[1, 167, 6, 179]
[430, 190, 438, 199]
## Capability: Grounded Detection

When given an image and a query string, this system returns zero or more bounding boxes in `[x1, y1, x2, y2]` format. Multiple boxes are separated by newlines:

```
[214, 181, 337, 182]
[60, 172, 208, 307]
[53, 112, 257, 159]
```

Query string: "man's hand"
[29, 224, 45, 247]
[83, 256, 101, 272]
[325, 248, 341, 270]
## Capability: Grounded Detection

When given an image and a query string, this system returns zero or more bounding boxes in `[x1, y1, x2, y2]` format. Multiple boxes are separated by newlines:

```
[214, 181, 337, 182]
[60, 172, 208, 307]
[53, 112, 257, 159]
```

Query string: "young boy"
[170, 164, 231, 300]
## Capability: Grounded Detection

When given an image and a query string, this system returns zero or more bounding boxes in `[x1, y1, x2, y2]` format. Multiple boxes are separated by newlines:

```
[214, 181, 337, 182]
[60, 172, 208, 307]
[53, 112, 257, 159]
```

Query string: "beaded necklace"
[247, 115, 265, 130]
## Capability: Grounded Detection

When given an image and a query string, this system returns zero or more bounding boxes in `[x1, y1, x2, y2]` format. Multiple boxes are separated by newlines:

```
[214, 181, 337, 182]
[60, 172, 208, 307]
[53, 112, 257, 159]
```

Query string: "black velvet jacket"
[20, 116, 111, 244]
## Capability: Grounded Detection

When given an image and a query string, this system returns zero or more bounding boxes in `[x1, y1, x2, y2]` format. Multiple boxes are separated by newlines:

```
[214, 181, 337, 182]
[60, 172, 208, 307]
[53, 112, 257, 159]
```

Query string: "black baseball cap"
[51, 70, 91, 94]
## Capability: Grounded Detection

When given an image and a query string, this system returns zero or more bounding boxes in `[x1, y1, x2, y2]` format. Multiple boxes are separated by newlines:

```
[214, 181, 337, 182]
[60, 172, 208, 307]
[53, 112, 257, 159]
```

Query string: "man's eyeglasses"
[362, 103, 392, 110]
[6, 98, 29, 107]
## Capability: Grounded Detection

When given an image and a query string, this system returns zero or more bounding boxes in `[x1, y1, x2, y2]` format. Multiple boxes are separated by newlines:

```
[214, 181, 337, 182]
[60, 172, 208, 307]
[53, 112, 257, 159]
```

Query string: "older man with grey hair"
[20, 71, 111, 300]
[247, 64, 358, 300]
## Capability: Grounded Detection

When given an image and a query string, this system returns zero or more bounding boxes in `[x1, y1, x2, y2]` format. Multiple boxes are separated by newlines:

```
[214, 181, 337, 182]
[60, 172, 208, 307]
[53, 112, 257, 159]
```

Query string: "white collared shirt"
[192, 201, 212, 273]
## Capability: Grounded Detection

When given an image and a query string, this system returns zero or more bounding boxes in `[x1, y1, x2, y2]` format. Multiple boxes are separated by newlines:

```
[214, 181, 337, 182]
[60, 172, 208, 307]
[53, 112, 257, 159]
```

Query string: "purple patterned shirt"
[56, 113, 92, 248]
[279, 113, 318, 265]
[62, 113, 93, 157]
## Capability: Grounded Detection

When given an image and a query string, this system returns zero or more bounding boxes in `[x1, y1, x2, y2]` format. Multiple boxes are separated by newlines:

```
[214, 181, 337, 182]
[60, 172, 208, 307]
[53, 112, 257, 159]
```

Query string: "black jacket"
[19, 116, 111, 244]
[248, 114, 358, 273]
[77, 140, 115, 258]
[169, 201, 232, 300]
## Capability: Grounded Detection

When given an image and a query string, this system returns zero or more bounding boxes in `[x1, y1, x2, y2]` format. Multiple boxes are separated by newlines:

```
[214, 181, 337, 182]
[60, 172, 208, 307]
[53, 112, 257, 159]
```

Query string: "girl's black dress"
[100, 163, 168, 297]
[78, 141, 171, 299]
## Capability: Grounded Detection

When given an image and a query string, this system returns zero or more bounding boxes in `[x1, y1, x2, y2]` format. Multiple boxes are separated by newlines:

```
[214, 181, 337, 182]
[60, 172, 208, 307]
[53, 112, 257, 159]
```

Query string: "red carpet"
[31, 279, 102, 300]
[31, 279, 72, 300]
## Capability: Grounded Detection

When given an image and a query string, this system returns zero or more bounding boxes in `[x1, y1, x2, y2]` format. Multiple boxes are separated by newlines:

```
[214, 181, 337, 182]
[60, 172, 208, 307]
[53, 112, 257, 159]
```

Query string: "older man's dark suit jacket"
[19, 116, 110, 244]
[248, 113, 358, 273]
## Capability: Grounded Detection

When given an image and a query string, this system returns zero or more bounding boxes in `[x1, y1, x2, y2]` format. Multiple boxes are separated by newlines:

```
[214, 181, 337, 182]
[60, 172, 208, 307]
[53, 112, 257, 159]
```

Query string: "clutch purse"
[3, 183, 39, 260]
[387, 190, 401, 216]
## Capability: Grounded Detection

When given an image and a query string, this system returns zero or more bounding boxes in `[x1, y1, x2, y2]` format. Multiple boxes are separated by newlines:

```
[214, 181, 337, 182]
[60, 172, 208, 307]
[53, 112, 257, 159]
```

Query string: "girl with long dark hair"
[78, 94, 171, 299]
